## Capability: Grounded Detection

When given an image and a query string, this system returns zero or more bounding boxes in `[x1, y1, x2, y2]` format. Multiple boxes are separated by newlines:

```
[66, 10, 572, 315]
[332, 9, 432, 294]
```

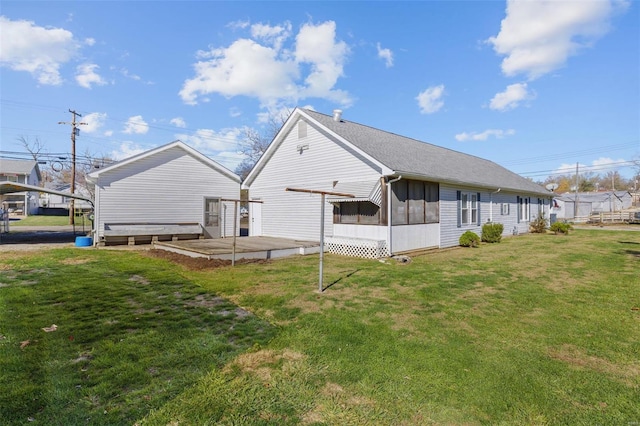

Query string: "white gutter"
[489, 188, 501, 223]
[386, 175, 402, 256]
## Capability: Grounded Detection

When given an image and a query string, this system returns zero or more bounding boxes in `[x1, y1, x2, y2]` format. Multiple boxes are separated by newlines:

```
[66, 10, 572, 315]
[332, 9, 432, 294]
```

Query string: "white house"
[243, 108, 552, 258]
[0, 158, 42, 216]
[88, 141, 241, 245]
[40, 183, 93, 211]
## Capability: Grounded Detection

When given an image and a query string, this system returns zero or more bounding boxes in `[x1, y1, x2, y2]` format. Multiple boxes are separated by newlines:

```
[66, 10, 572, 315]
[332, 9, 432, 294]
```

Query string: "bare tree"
[16, 136, 46, 161]
[235, 109, 290, 180]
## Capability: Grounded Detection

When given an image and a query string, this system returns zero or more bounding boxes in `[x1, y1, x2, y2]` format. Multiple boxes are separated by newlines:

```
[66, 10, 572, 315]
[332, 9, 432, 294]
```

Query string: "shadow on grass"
[323, 269, 361, 292]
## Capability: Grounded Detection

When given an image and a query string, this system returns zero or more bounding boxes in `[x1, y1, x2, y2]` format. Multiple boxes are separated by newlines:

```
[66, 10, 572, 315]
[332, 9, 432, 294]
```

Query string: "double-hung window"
[457, 191, 480, 227]
[517, 196, 530, 222]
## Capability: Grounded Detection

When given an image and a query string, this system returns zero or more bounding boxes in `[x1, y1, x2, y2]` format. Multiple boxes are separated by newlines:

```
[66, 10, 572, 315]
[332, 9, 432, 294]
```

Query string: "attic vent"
[298, 120, 307, 138]
[333, 109, 342, 122]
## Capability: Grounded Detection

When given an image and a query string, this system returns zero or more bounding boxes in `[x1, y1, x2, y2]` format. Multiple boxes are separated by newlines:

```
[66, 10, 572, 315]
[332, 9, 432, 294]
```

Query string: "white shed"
[88, 141, 241, 245]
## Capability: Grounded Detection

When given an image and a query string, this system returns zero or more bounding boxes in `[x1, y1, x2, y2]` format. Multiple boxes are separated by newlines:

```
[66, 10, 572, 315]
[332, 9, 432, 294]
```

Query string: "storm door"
[203, 197, 221, 238]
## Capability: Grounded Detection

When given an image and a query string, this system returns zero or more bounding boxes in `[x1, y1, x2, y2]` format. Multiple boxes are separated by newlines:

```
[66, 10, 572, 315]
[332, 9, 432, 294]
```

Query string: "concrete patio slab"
[154, 236, 321, 260]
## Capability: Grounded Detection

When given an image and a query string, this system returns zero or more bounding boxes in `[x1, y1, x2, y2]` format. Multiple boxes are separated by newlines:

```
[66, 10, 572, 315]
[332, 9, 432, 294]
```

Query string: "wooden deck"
[154, 236, 321, 260]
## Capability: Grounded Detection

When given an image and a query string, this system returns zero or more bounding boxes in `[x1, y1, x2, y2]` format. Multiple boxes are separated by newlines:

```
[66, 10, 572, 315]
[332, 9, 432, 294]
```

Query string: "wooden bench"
[101, 222, 203, 246]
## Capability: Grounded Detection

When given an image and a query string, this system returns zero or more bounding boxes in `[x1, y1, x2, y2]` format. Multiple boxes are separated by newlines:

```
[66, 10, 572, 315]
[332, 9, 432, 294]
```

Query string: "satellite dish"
[546, 183, 559, 191]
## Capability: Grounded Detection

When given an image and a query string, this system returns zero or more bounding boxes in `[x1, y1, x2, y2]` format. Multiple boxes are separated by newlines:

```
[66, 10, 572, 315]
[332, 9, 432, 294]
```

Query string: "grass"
[0, 250, 276, 425]
[1, 229, 639, 424]
[10, 215, 73, 226]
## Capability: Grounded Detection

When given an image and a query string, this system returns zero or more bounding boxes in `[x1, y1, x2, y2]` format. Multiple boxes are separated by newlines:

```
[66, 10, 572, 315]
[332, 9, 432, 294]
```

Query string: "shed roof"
[298, 109, 549, 196]
[87, 140, 240, 183]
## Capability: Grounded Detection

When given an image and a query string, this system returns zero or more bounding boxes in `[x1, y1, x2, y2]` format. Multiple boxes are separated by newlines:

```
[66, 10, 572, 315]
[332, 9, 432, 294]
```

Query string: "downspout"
[386, 175, 402, 256]
[489, 188, 501, 223]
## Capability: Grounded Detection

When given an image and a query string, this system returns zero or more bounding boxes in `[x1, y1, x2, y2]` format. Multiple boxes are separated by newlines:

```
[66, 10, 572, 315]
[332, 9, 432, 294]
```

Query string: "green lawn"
[1, 229, 638, 425]
[10, 215, 73, 226]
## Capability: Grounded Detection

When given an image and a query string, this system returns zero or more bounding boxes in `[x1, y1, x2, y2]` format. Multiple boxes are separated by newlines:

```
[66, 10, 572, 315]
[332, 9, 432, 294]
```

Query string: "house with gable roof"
[88, 140, 241, 245]
[242, 108, 552, 258]
[0, 158, 42, 216]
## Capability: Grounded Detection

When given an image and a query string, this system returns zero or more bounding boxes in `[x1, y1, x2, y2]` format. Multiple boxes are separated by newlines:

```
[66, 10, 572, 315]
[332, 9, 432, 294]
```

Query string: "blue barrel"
[75, 236, 93, 247]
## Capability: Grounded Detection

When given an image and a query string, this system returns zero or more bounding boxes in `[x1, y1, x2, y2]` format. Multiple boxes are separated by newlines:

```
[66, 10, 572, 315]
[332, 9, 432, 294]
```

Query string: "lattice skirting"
[325, 237, 390, 259]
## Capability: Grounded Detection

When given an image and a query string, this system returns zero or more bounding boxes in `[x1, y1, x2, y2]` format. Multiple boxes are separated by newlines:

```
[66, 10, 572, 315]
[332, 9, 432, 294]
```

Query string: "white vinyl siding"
[249, 119, 382, 241]
[440, 185, 547, 248]
[94, 146, 239, 238]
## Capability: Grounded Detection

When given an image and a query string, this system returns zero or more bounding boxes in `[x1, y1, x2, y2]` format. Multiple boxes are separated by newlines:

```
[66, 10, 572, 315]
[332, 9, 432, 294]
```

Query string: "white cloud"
[251, 21, 292, 50]
[175, 127, 243, 153]
[119, 67, 141, 81]
[170, 117, 186, 128]
[180, 20, 351, 108]
[82, 112, 107, 134]
[228, 19, 250, 30]
[487, 0, 626, 79]
[75, 63, 107, 89]
[295, 21, 351, 104]
[455, 128, 516, 142]
[180, 38, 298, 105]
[489, 82, 534, 111]
[554, 162, 586, 176]
[416, 84, 445, 114]
[84, 37, 96, 46]
[377, 42, 394, 68]
[229, 107, 242, 118]
[0, 16, 80, 85]
[122, 115, 149, 134]
[553, 157, 626, 176]
[591, 156, 627, 170]
[256, 105, 292, 124]
[110, 141, 147, 161]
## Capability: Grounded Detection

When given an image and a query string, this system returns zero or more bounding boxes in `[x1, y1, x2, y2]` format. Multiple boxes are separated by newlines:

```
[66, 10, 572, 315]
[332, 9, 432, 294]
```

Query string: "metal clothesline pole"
[285, 188, 354, 292]
[221, 198, 263, 266]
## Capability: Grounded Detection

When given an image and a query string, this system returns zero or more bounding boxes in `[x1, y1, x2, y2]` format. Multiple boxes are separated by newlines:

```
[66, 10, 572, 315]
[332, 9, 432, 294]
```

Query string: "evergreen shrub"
[459, 231, 480, 248]
[550, 222, 573, 235]
[481, 222, 504, 243]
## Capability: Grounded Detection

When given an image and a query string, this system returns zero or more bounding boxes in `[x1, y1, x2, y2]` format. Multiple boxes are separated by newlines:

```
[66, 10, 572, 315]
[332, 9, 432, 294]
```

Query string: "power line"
[501, 141, 640, 167]
[519, 160, 638, 178]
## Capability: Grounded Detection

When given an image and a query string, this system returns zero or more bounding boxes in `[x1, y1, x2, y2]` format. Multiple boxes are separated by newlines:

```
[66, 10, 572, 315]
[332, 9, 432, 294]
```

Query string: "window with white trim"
[460, 192, 478, 225]
[518, 197, 530, 222]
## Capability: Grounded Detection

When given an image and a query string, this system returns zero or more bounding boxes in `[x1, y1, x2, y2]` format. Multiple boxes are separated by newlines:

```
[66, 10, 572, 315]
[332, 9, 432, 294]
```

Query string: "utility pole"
[574, 162, 579, 219]
[59, 110, 87, 225]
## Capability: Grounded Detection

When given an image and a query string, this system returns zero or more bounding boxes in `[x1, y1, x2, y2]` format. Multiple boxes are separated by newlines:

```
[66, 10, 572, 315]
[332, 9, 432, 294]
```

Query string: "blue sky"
[1, 1, 638, 182]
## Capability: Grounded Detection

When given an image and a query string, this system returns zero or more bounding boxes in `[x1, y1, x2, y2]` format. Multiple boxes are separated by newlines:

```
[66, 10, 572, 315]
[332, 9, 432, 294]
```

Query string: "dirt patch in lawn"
[144, 249, 269, 271]
[548, 344, 640, 386]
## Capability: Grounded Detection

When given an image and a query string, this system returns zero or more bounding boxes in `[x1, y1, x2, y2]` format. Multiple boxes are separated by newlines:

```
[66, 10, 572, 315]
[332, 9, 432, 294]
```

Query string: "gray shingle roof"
[303, 109, 550, 196]
[0, 158, 39, 175]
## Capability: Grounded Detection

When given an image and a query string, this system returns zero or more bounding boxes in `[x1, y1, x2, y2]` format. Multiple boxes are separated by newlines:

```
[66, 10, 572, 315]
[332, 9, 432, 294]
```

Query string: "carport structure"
[0, 181, 93, 233]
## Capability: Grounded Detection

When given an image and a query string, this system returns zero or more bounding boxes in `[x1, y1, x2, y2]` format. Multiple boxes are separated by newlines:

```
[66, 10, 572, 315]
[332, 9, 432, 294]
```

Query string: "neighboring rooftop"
[0, 158, 41, 178]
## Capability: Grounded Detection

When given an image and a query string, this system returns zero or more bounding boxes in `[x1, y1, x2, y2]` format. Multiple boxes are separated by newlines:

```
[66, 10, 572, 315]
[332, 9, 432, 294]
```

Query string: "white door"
[250, 200, 262, 236]
[203, 197, 221, 238]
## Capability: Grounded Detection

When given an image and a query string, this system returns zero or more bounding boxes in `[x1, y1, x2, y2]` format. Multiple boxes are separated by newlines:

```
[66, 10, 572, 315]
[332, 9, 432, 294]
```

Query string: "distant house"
[243, 108, 551, 258]
[0, 158, 42, 216]
[88, 141, 241, 245]
[552, 191, 633, 220]
[40, 183, 93, 211]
